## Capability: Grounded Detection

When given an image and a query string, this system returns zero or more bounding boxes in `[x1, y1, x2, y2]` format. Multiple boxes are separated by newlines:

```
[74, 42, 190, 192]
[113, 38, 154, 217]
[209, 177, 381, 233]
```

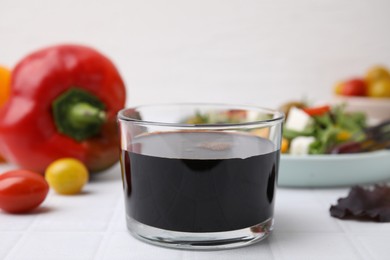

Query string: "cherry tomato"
[365, 66, 390, 85]
[333, 81, 344, 95]
[341, 78, 367, 96]
[303, 105, 330, 116]
[281, 138, 289, 154]
[45, 158, 89, 195]
[0, 170, 49, 213]
[368, 79, 390, 98]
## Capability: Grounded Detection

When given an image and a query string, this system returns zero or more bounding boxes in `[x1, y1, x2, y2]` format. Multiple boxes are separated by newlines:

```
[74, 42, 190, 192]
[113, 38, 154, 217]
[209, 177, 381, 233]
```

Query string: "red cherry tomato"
[303, 105, 331, 116]
[341, 78, 367, 96]
[0, 170, 49, 213]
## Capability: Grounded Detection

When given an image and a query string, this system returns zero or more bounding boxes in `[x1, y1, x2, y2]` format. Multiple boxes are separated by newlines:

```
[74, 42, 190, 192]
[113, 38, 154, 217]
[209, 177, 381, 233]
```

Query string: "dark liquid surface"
[121, 131, 279, 233]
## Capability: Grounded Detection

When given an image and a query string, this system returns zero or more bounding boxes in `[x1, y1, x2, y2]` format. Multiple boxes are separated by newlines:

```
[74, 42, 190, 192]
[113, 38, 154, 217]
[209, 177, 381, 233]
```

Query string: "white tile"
[339, 220, 390, 233]
[312, 190, 350, 211]
[275, 189, 320, 210]
[30, 182, 122, 232]
[274, 204, 341, 232]
[183, 241, 273, 260]
[111, 206, 127, 232]
[355, 234, 390, 260]
[100, 232, 273, 260]
[31, 205, 114, 232]
[32, 194, 117, 231]
[46, 183, 121, 208]
[0, 233, 21, 259]
[99, 231, 183, 260]
[89, 164, 123, 183]
[0, 213, 36, 231]
[8, 232, 103, 260]
[311, 188, 351, 202]
[269, 232, 362, 260]
[274, 188, 342, 233]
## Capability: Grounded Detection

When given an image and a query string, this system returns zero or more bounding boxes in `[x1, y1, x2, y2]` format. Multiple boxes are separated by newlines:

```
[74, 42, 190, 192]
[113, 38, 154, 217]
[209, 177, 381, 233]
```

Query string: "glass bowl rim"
[117, 103, 284, 128]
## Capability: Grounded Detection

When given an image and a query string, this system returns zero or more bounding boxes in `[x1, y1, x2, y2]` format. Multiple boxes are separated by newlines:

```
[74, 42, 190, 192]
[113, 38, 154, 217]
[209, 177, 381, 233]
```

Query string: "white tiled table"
[0, 163, 388, 260]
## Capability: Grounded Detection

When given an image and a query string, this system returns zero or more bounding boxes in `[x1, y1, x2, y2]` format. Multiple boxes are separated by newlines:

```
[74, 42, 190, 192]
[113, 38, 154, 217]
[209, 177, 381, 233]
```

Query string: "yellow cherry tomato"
[333, 81, 344, 95]
[365, 66, 390, 85]
[281, 138, 289, 153]
[0, 65, 11, 107]
[45, 158, 89, 195]
[336, 130, 352, 142]
[368, 79, 390, 98]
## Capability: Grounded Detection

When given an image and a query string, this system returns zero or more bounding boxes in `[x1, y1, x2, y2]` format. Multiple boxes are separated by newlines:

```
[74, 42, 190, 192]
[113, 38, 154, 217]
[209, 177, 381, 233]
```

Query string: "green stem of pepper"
[68, 103, 106, 129]
[52, 88, 107, 141]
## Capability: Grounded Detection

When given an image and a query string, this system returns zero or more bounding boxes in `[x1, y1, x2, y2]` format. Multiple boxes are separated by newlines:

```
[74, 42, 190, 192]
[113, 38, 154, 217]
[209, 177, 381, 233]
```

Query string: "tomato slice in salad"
[303, 105, 330, 116]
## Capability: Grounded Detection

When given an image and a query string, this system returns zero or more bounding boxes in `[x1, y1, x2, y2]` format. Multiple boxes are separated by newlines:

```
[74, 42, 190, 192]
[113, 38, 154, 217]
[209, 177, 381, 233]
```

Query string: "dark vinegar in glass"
[120, 131, 279, 233]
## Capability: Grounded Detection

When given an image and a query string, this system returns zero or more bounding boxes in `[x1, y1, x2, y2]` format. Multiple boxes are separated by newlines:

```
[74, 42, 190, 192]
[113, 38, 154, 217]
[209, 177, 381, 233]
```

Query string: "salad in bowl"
[184, 103, 390, 187]
[279, 102, 389, 155]
[279, 101, 390, 187]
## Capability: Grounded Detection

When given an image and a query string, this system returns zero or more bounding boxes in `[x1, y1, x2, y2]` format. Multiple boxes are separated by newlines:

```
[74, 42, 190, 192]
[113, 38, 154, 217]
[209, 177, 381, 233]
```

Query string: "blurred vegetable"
[336, 130, 352, 142]
[184, 109, 269, 124]
[303, 105, 330, 116]
[0, 65, 11, 107]
[0, 170, 49, 213]
[330, 120, 390, 154]
[283, 126, 314, 140]
[330, 185, 390, 222]
[251, 128, 270, 138]
[283, 104, 367, 154]
[341, 78, 367, 96]
[365, 120, 390, 142]
[329, 141, 362, 154]
[368, 79, 390, 98]
[0, 45, 126, 173]
[186, 111, 209, 124]
[45, 158, 89, 195]
[365, 66, 390, 85]
[0, 66, 11, 163]
[335, 66, 390, 98]
[333, 81, 344, 95]
[330, 140, 390, 154]
[281, 138, 289, 153]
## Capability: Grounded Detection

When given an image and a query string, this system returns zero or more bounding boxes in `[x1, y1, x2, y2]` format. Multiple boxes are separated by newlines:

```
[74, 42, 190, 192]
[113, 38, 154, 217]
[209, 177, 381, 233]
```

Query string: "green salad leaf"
[283, 104, 367, 154]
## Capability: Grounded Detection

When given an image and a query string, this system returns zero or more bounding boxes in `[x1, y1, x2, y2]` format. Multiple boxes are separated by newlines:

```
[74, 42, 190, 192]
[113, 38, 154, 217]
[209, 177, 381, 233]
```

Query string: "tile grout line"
[3, 213, 41, 260]
[333, 220, 373, 260]
[265, 236, 281, 260]
[92, 193, 123, 260]
[3, 191, 60, 259]
[317, 188, 375, 260]
[352, 235, 378, 260]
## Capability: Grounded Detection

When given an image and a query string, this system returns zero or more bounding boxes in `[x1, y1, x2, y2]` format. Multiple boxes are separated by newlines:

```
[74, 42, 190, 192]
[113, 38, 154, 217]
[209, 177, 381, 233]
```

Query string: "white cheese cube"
[290, 136, 316, 155]
[247, 110, 258, 122]
[285, 107, 313, 132]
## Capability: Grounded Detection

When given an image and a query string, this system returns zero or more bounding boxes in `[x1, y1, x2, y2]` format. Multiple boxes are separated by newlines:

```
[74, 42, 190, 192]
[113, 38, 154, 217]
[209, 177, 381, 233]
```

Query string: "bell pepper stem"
[68, 103, 106, 129]
[52, 87, 107, 141]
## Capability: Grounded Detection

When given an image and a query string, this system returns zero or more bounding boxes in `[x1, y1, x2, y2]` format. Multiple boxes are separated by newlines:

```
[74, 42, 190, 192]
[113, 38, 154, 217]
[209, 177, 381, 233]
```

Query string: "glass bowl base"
[126, 216, 273, 250]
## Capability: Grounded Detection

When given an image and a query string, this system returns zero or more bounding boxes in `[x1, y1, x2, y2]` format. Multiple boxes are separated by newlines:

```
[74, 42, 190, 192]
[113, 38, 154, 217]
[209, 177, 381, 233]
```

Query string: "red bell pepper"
[0, 44, 126, 173]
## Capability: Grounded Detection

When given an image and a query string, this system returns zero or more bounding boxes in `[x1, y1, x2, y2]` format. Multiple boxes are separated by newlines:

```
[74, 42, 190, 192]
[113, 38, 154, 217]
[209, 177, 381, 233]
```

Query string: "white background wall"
[1, 0, 390, 109]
